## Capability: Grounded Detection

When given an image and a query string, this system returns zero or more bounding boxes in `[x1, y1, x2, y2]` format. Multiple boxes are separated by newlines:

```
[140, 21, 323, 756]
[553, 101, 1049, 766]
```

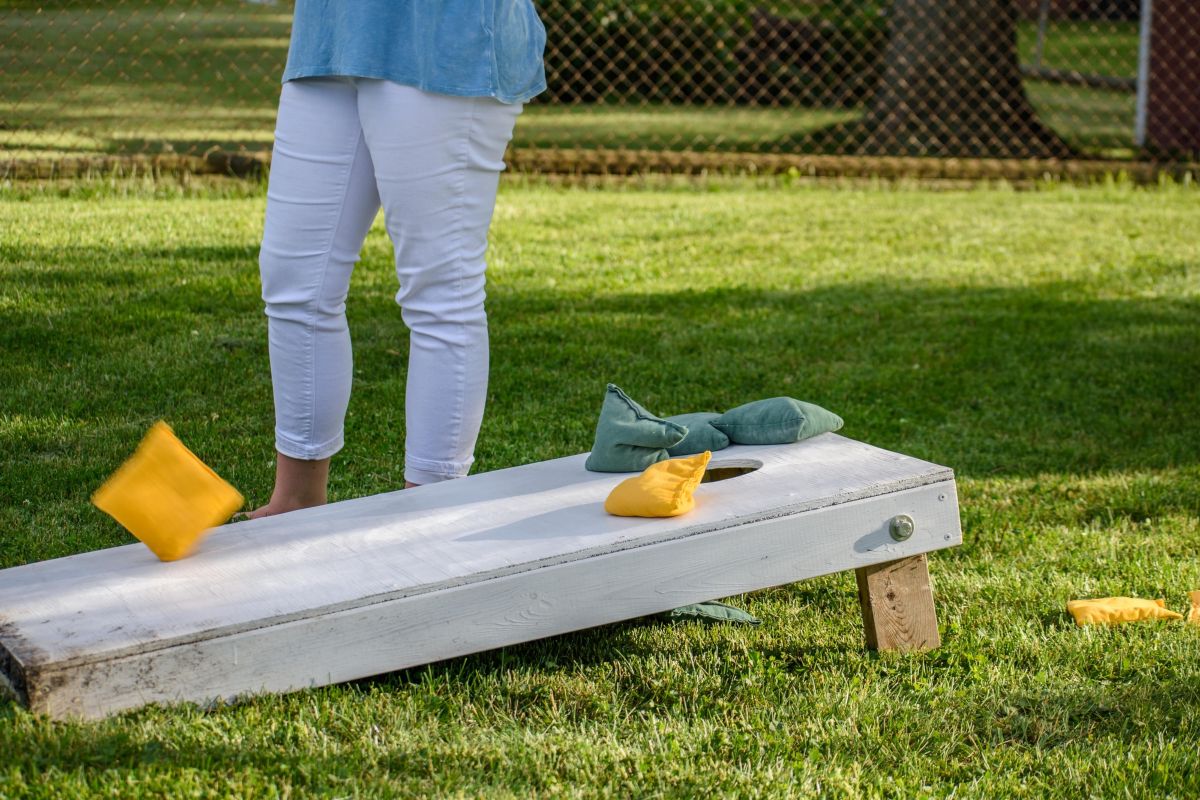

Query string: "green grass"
[1025, 82, 1136, 157]
[1, 3, 1143, 160]
[1019, 20, 1140, 78]
[0, 0, 290, 159]
[518, 105, 861, 154]
[1, 175, 1199, 798]
[1018, 20, 1140, 158]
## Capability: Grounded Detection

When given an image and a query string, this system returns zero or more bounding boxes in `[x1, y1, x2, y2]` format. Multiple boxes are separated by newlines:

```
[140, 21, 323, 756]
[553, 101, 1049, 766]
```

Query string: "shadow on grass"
[481, 278, 1199, 482]
[3, 244, 1198, 488]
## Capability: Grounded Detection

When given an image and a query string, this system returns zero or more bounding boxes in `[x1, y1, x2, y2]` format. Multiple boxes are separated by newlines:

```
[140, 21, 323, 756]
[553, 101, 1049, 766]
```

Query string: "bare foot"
[246, 498, 325, 519]
[238, 462, 419, 520]
[246, 452, 331, 519]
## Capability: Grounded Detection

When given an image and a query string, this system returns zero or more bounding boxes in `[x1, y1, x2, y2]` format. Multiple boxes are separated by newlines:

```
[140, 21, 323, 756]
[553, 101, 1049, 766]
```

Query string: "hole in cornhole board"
[701, 459, 763, 483]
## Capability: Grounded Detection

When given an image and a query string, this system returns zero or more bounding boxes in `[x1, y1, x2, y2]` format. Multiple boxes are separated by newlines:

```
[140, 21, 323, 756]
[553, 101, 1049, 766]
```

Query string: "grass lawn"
[1018, 20, 1140, 158]
[1, 1, 1141, 160]
[1018, 20, 1140, 78]
[1, 175, 1199, 798]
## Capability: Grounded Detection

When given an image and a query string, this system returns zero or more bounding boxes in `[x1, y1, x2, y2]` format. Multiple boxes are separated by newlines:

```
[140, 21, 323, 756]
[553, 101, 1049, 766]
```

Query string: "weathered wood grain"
[855, 554, 941, 651]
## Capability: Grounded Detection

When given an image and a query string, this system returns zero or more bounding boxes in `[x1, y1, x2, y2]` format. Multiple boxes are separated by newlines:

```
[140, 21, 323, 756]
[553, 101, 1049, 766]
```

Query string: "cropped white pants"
[259, 77, 522, 485]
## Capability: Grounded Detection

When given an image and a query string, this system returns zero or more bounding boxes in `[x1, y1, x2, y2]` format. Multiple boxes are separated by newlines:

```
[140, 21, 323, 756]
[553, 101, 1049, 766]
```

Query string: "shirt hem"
[281, 64, 546, 105]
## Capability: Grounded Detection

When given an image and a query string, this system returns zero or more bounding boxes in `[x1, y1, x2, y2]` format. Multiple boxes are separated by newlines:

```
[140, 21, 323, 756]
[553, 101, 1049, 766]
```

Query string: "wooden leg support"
[855, 553, 941, 651]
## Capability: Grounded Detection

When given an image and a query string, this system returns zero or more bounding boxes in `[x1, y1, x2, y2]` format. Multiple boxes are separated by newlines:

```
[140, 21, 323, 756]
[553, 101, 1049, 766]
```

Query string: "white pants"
[259, 78, 522, 485]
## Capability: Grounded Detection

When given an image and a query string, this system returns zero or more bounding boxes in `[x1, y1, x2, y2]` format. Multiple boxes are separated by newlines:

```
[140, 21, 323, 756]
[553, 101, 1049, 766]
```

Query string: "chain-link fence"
[2, 0, 1197, 176]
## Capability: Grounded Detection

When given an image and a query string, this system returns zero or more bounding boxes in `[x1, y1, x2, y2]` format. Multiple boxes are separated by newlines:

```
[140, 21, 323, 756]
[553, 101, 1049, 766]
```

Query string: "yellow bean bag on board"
[605, 451, 712, 518]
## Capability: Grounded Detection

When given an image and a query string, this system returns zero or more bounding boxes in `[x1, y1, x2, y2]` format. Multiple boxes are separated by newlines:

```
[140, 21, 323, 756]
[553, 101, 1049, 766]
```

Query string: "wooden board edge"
[0, 623, 31, 707]
[28, 473, 960, 675]
[31, 481, 962, 719]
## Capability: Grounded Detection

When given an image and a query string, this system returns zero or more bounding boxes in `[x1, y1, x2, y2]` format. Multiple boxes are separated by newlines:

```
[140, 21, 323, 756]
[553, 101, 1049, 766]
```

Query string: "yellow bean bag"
[92, 421, 244, 561]
[604, 451, 712, 518]
[1066, 597, 1183, 626]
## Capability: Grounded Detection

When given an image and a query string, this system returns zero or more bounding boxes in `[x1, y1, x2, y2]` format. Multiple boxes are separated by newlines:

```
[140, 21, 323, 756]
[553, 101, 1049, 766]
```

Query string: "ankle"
[268, 451, 331, 510]
[268, 487, 326, 511]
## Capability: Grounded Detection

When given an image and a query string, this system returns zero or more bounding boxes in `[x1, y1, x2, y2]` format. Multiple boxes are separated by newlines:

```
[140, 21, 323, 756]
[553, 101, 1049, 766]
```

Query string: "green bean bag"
[584, 384, 688, 473]
[710, 397, 843, 445]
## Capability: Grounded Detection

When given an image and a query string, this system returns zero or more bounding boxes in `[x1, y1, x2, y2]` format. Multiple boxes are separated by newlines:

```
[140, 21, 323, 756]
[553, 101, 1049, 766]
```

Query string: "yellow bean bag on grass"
[1066, 597, 1184, 626]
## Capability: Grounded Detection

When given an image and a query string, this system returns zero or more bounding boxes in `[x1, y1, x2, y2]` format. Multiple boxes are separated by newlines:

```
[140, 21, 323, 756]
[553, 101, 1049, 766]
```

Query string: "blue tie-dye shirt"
[283, 0, 547, 104]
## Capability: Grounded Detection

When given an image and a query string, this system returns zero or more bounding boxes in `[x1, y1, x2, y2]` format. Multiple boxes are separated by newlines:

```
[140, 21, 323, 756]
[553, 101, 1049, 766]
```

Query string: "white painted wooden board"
[0, 434, 962, 718]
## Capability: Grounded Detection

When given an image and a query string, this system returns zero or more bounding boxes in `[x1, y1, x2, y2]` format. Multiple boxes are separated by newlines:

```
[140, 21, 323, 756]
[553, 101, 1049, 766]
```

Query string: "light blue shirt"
[283, 0, 547, 104]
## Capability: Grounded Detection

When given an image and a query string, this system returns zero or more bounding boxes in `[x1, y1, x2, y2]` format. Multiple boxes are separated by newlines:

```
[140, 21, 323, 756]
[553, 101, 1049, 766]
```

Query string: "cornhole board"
[0, 434, 961, 720]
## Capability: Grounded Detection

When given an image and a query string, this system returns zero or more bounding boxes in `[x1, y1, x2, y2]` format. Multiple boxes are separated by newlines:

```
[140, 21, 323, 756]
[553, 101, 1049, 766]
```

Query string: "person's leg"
[356, 81, 522, 487]
[254, 78, 382, 517]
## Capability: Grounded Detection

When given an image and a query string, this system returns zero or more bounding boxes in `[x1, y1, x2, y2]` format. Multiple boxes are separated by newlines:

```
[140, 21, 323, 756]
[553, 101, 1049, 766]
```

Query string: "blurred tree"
[859, 0, 1072, 157]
